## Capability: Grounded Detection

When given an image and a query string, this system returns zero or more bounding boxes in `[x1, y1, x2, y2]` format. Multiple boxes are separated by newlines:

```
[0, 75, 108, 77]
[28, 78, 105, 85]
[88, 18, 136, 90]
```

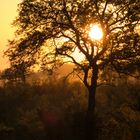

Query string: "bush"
[0, 76, 139, 140]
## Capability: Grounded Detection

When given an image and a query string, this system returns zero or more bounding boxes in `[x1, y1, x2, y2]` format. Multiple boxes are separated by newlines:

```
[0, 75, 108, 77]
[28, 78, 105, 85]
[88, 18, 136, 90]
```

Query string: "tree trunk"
[87, 65, 98, 116]
[85, 86, 97, 140]
[87, 86, 96, 115]
[85, 66, 98, 140]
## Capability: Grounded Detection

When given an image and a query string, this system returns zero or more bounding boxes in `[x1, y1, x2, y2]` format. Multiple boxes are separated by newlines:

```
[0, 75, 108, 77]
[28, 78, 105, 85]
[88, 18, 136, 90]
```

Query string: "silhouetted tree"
[1, 61, 32, 83]
[5, 0, 140, 138]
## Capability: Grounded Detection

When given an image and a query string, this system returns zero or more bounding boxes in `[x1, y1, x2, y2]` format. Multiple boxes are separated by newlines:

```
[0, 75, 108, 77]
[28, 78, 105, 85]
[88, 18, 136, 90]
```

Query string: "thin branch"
[97, 83, 116, 87]
[102, 0, 109, 18]
[81, 37, 89, 54]
[83, 68, 90, 88]
[60, 30, 77, 44]
[109, 26, 126, 32]
[105, 2, 130, 25]
[94, 0, 101, 19]
[63, 69, 75, 81]
[56, 50, 84, 70]
[76, 73, 84, 83]
[108, 14, 127, 28]
[61, 3, 90, 60]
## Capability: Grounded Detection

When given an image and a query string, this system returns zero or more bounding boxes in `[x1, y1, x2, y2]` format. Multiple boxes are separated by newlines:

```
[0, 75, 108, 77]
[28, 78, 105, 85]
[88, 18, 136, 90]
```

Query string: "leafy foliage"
[6, 0, 140, 84]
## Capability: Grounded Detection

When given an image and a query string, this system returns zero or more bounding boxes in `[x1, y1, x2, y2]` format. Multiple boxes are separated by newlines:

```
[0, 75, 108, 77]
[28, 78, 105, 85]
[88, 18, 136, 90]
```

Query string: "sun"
[89, 24, 103, 40]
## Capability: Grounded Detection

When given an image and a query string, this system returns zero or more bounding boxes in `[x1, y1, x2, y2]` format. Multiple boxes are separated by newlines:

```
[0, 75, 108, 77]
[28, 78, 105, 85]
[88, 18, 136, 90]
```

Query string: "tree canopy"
[4, 1, 140, 139]
[6, 0, 140, 89]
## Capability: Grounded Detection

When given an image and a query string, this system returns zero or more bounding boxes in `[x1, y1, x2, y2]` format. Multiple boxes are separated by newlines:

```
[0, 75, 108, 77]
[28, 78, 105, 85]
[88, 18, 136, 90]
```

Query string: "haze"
[0, 0, 20, 70]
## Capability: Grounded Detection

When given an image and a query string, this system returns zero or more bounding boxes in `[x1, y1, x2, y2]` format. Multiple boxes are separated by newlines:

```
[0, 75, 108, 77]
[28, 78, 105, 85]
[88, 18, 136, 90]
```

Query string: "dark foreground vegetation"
[0, 76, 140, 140]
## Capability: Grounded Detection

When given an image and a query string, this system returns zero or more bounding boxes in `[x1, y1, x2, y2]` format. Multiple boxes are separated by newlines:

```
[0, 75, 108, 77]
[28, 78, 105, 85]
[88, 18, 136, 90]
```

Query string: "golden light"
[89, 24, 103, 40]
[72, 48, 85, 62]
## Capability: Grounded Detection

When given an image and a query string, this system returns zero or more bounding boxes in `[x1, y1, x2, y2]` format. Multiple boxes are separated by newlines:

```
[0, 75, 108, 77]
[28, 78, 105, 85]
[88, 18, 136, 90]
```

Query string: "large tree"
[6, 0, 140, 116]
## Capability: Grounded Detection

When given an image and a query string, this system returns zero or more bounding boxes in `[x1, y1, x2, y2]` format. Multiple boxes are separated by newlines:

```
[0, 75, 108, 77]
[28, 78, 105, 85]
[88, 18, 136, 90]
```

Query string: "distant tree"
[1, 61, 32, 83]
[5, 0, 140, 133]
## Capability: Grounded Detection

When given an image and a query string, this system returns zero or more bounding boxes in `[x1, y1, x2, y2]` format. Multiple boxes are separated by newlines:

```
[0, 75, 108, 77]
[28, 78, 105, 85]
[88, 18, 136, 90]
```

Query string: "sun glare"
[89, 24, 103, 40]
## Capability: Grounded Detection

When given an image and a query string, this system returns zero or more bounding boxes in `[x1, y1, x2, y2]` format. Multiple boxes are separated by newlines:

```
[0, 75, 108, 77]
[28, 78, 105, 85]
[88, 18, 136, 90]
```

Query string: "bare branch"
[97, 83, 116, 87]
[102, 0, 109, 18]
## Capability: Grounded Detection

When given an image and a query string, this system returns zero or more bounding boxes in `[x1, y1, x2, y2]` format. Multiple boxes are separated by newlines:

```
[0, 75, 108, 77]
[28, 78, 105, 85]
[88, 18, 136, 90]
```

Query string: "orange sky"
[0, 0, 20, 70]
[0, 1, 139, 71]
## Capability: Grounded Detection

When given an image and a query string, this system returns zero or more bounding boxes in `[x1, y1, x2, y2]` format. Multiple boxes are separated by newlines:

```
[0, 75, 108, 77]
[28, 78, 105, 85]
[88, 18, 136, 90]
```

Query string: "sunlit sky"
[0, 0, 103, 71]
[0, 1, 139, 71]
[0, 0, 21, 70]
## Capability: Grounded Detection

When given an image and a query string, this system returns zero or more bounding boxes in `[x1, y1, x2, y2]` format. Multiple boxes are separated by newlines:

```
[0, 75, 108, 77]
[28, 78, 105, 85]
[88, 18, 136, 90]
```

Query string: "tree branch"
[102, 0, 109, 18]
